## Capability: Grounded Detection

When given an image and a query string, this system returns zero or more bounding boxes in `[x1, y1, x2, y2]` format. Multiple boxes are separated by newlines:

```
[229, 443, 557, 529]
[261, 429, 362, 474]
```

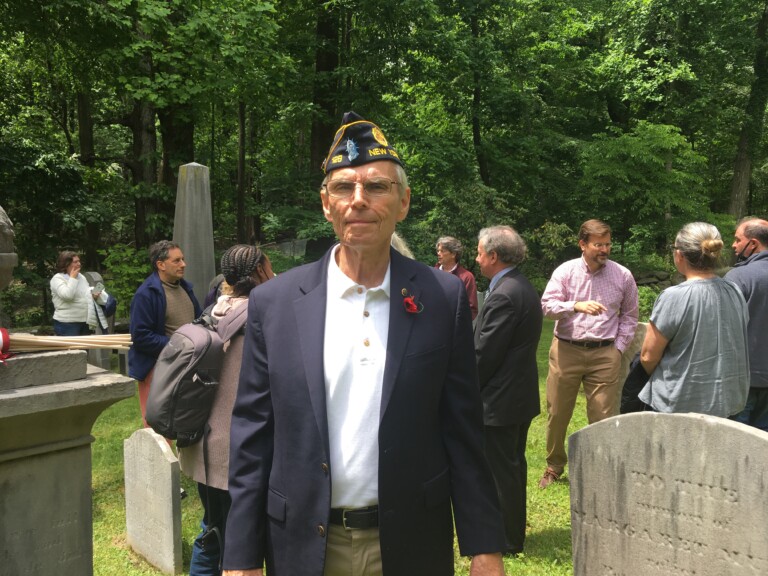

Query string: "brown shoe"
[538, 467, 561, 489]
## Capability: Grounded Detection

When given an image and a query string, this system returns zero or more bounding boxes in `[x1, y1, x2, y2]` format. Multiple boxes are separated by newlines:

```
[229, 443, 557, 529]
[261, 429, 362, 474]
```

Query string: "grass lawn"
[92, 318, 588, 575]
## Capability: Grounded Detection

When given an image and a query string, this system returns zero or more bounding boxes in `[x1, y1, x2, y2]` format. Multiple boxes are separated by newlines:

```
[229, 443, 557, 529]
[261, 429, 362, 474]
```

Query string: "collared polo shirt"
[323, 245, 391, 508]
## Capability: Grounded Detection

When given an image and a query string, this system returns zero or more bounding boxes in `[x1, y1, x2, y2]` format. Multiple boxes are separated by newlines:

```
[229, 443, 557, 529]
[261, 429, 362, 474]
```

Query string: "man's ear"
[321, 191, 333, 222]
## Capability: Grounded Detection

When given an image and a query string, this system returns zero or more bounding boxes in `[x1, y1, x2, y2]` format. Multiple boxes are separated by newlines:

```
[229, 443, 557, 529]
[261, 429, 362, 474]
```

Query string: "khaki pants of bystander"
[544, 338, 622, 474]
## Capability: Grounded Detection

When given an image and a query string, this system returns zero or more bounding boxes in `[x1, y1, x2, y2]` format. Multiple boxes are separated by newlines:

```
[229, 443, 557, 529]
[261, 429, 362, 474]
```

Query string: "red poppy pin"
[401, 288, 423, 314]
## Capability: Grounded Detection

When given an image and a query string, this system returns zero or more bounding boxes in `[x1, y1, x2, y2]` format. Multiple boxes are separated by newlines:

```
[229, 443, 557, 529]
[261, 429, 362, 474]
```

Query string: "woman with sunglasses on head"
[179, 244, 274, 576]
[639, 222, 749, 416]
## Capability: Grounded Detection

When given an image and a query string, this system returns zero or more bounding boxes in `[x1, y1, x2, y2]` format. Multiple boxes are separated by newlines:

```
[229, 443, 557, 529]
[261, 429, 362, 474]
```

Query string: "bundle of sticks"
[0, 328, 131, 354]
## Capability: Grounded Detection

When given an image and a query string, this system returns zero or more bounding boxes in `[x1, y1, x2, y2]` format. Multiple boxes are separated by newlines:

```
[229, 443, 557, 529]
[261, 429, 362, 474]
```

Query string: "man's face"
[436, 245, 457, 268]
[475, 240, 496, 279]
[733, 224, 757, 261]
[579, 233, 612, 270]
[321, 161, 410, 252]
[157, 248, 186, 283]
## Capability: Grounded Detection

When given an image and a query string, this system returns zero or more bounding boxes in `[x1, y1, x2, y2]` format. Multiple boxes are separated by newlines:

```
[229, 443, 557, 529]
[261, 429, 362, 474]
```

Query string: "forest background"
[2, 0, 768, 325]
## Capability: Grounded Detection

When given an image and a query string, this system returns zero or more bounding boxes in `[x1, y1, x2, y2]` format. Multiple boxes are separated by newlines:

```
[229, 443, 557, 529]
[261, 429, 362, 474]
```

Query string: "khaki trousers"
[545, 338, 621, 474]
[323, 524, 382, 576]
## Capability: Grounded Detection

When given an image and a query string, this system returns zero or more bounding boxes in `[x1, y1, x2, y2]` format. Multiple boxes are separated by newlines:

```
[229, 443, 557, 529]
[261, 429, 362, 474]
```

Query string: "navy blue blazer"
[474, 268, 543, 426]
[224, 247, 505, 575]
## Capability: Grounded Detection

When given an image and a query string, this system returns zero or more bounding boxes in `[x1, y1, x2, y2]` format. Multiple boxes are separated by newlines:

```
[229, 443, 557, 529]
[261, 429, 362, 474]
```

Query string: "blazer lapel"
[293, 254, 331, 457]
[380, 250, 418, 422]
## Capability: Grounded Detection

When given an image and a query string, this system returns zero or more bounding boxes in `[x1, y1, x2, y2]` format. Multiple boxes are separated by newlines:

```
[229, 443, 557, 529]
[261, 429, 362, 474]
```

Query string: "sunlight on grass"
[92, 319, 588, 574]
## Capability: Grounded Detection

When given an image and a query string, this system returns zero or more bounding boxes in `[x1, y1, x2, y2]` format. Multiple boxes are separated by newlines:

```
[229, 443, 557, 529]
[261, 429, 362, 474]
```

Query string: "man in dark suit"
[474, 225, 543, 557]
[222, 112, 505, 576]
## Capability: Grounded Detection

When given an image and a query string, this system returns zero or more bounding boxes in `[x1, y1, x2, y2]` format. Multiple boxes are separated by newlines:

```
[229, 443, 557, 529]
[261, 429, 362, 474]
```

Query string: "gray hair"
[391, 231, 415, 259]
[478, 225, 527, 266]
[739, 217, 768, 247]
[436, 236, 463, 261]
[675, 222, 723, 270]
[149, 240, 181, 271]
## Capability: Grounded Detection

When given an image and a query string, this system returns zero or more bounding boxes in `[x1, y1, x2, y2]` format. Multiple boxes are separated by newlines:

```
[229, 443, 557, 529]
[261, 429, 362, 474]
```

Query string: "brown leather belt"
[329, 506, 379, 529]
[557, 336, 614, 349]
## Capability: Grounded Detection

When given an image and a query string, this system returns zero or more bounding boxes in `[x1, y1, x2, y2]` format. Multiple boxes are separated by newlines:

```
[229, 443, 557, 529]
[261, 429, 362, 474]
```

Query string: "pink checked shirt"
[541, 256, 639, 352]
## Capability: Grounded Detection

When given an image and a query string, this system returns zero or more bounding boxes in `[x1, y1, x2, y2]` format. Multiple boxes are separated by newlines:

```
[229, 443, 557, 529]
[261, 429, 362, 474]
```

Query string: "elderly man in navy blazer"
[222, 112, 506, 576]
[474, 225, 543, 557]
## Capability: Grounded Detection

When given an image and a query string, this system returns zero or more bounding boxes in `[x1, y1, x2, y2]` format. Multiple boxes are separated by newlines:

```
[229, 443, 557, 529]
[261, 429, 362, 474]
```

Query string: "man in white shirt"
[223, 112, 505, 576]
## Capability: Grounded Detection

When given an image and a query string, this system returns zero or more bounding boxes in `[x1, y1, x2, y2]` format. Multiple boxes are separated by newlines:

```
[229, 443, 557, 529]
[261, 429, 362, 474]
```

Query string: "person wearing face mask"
[726, 217, 768, 431]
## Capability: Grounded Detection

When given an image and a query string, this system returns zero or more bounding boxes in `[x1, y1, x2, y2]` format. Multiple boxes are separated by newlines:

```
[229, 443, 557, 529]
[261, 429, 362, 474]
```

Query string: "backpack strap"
[215, 302, 248, 343]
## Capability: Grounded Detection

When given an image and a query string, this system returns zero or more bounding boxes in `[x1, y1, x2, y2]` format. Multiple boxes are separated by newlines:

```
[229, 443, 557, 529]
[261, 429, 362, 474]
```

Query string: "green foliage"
[99, 244, 150, 318]
[637, 285, 662, 323]
[579, 122, 708, 247]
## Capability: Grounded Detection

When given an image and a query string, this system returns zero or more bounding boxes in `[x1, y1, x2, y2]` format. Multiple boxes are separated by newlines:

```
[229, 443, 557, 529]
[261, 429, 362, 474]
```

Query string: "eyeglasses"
[591, 242, 612, 249]
[323, 177, 400, 198]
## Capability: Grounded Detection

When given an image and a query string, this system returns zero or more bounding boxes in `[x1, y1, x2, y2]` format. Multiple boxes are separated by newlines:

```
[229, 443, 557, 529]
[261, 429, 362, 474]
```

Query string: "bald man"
[726, 217, 768, 431]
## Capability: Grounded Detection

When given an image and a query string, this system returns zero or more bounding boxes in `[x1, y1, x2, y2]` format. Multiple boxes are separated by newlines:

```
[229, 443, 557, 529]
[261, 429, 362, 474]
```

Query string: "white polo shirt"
[323, 245, 390, 508]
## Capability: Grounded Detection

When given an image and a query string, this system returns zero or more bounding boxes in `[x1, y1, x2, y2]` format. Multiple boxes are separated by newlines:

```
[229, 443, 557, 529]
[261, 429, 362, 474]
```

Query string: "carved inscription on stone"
[569, 413, 768, 576]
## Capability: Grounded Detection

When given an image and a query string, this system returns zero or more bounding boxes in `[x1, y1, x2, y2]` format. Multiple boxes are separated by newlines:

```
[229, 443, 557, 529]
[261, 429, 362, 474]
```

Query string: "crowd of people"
[47, 110, 763, 576]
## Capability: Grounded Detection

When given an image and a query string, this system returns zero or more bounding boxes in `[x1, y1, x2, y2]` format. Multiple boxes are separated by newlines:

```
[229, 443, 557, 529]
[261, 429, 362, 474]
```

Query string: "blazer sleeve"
[223, 293, 274, 570]
[441, 282, 506, 555]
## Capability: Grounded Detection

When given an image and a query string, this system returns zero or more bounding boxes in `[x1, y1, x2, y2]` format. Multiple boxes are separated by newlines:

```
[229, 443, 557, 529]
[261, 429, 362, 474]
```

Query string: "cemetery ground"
[92, 319, 583, 575]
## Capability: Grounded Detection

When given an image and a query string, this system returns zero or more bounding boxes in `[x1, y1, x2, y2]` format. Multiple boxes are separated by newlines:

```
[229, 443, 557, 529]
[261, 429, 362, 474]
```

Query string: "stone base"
[0, 351, 134, 575]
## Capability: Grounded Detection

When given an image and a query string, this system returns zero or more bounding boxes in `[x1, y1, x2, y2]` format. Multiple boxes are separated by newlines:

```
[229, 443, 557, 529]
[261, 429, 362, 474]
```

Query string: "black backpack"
[146, 303, 248, 447]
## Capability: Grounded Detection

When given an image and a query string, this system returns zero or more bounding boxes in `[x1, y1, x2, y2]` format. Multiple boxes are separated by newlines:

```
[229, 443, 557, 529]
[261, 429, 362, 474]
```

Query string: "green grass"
[92, 318, 587, 574]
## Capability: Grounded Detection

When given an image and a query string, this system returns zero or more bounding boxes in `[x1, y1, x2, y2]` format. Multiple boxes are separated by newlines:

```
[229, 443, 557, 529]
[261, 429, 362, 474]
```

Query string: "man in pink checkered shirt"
[538, 219, 638, 488]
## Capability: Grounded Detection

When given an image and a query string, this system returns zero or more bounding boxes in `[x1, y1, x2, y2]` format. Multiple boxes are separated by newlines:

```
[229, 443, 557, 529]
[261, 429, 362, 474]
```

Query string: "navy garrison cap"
[322, 111, 403, 174]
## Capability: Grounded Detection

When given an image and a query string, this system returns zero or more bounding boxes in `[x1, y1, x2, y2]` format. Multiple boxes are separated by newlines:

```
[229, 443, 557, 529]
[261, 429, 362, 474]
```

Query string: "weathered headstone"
[569, 412, 768, 576]
[0, 205, 18, 327]
[173, 162, 215, 306]
[124, 428, 183, 574]
[83, 270, 112, 369]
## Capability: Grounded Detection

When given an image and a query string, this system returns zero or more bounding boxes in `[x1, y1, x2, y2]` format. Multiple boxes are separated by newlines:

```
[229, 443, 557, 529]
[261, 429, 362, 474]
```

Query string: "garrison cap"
[322, 111, 403, 174]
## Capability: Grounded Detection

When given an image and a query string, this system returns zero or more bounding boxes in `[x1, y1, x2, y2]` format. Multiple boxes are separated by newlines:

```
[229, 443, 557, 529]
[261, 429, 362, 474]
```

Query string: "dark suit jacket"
[474, 268, 543, 426]
[223, 247, 505, 576]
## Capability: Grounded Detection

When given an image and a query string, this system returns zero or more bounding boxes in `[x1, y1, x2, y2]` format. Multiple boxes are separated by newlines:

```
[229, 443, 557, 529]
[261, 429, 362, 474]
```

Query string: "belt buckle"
[342, 509, 351, 530]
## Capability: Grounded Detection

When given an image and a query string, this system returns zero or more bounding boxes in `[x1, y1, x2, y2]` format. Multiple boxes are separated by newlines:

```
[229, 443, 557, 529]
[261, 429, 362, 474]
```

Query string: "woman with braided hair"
[639, 222, 749, 416]
[180, 244, 274, 576]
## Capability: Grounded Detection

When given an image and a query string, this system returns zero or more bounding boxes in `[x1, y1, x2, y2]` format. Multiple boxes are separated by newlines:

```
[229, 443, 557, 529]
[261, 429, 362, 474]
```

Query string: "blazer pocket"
[404, 344, 447, 362]
[423, 467, 451, 508]
[267, 487, 287, 522]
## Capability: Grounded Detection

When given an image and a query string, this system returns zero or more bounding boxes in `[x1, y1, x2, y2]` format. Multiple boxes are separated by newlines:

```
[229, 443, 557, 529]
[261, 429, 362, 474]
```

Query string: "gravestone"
[173, 162, 215, 307]
[83, 270, 112, 370]
[569, 412, 768, 576]
[124, 428, 183, 574]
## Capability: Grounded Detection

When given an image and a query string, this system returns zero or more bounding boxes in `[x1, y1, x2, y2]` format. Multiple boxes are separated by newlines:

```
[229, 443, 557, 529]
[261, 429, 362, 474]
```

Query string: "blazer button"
[317, 524, 326, 537]
[321, 462, 329, 474]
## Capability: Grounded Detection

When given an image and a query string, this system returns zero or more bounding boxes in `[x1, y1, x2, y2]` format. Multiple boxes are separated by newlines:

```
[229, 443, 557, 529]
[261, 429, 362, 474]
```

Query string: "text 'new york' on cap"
[322, 111, 403, 174]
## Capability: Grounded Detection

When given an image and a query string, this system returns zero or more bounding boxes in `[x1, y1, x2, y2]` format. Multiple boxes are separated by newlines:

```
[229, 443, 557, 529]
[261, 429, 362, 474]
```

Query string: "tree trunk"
[249, 107, 262, 244]
[729, 2, 768, 218]
[470, 12, 491, 187]
[237, 101, 247, 243]
[157, 104, 195, 193]
[309, 0, 340, 185]
[120, 100, 158, 249]
[76, 91, 100, 269]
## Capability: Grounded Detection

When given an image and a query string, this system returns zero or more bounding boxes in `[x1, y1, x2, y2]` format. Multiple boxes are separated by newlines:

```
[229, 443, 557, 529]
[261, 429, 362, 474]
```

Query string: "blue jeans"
[53, 320, 88, 336]
[189, 483, 231, 576]
[730, 388, 768, 433]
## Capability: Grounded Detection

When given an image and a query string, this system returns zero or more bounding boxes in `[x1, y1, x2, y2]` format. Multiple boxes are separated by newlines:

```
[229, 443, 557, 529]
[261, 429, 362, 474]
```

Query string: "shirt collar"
[489, 266, 514, 292]
[439, 263, 458, 273]
[327, 244, 391, 299]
